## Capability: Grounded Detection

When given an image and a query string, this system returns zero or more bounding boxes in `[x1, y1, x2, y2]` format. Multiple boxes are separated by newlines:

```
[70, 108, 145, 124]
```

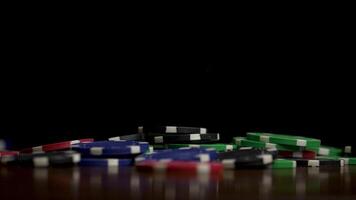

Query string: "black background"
[1, 8, 355, 149]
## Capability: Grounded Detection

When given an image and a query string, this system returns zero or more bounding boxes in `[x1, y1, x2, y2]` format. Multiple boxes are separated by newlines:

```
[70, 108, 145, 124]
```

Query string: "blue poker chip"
[73, 140, 149, 158]
[135, 147, 218, 163]
[79, 158, 133, 167]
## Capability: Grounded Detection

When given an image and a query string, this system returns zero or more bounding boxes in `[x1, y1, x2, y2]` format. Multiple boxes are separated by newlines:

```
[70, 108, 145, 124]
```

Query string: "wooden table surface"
[1, 166, 356, 200]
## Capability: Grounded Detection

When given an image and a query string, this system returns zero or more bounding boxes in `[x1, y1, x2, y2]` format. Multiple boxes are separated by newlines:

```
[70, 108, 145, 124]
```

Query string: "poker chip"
[0, 151, 19, 156]
[135, 160, 223, 174]
[1, 151, 80, 167]
[317, 145, 342, 156]
[108, 133, 144, 141]
[316, 156, 356, 165]
[20, 138, 94, 153]
[294, 158, 345, 167]
[141, 126, 208, 134]
[271, 159, 297, 169]
[79, 158, 133, 167]
[72, 140, 144, 147]
[246, 132, 321, 149]
[145, 133, 220, 144]
[166, 143, 237, 152]
[278, 150, 316, 159]
[72, 140, 149, 158]
[218, 149, 274, 169]
[233, 137, 319, 152]
[135, 147, 218, 163]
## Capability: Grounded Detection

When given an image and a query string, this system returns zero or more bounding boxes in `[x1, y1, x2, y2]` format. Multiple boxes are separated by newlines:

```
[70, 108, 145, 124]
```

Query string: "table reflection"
[1, 166, 356, 199]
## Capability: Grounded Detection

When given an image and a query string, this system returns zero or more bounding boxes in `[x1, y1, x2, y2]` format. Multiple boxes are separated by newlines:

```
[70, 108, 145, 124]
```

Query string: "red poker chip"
[136, 160, 223, 174]
[20, 138, 94, 153]
[278, 150, 316, 159]
[0, 151, 19, 156]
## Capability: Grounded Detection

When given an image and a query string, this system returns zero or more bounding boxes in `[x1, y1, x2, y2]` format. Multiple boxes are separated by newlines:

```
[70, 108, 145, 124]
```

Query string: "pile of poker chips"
[233, 132, 356, 168]
[1, 128, 356, 174]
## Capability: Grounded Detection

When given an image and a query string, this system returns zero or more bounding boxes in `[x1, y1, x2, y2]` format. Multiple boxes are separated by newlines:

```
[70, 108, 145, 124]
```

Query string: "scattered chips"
[1, 126, 350, 172]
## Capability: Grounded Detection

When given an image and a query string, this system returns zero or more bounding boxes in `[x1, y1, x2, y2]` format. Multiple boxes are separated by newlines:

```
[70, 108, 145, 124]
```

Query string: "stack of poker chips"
[139, 125, 237, 152]
[233, 132, 356, 168]
[134, 126, 276, 170]
[131, 126, 226, 174]
[72, 140, 150, 167]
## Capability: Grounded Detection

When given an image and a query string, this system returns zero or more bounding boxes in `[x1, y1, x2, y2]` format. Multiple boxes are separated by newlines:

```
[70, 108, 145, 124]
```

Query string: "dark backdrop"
[1, 10, 355, 149]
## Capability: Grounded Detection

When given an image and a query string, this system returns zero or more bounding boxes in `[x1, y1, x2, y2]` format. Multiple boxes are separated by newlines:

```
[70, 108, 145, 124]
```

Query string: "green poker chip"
[233, 137, 317, 152]
[271, 159, 296, 169]
[246, 132, 321, 149]
[317, 146, 342, 156]
[233, 137, 278, 149]
[166, 143, 237, 152]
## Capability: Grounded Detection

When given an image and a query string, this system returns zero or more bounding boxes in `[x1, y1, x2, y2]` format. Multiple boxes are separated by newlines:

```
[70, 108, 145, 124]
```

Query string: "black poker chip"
[108, 133, 145, 141]
[293, 158, 345, 167]
[145, 133, 220, 144]
[141, 126, 208, 134]
[218, 149, 274, 169]
[1, 151, 81, 167]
